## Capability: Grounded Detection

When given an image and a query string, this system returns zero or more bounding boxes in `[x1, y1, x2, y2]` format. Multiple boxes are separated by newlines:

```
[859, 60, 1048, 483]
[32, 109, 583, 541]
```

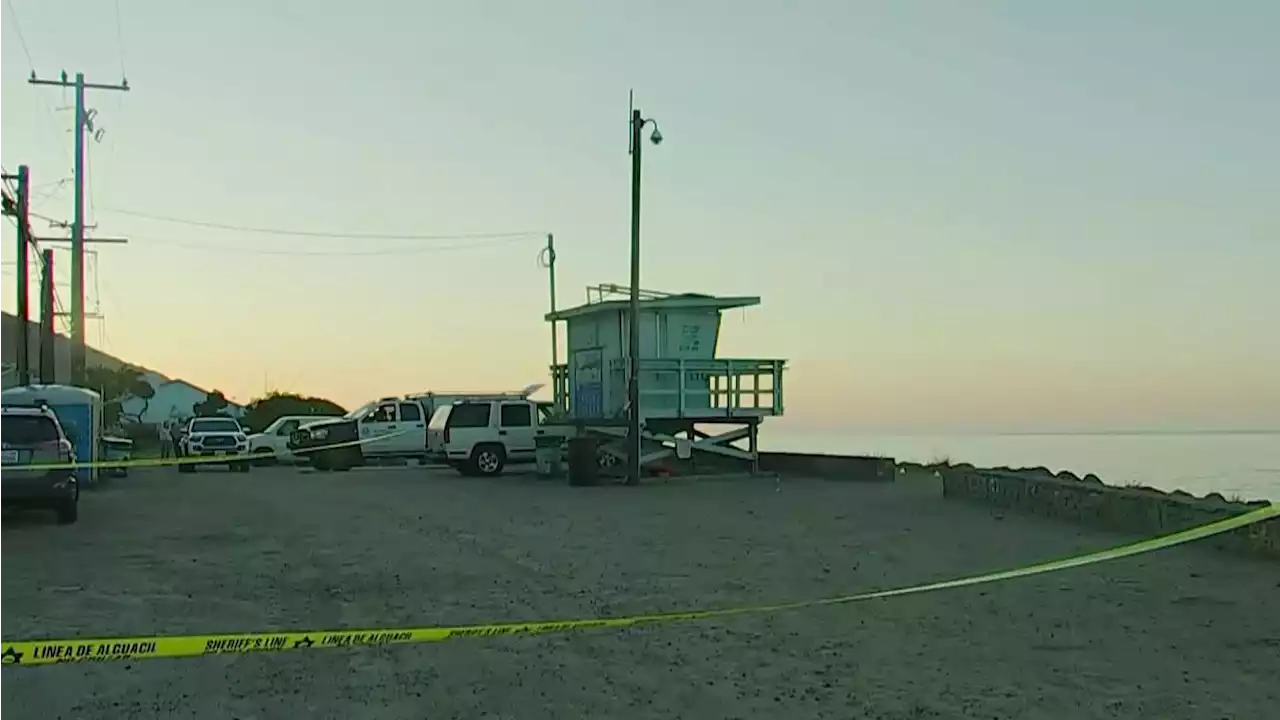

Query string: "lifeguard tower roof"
[545, 293, 760, 322]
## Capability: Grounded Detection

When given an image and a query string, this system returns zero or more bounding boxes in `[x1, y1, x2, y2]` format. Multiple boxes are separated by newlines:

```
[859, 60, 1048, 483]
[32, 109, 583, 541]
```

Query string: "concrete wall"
[939, 465, 1278, 560]
[758, 452, 897, 482]
[669, 450, 897, 482]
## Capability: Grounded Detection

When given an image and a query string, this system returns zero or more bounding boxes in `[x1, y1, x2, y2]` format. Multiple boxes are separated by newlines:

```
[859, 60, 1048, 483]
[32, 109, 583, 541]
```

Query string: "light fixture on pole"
[627, 102, 663, 486]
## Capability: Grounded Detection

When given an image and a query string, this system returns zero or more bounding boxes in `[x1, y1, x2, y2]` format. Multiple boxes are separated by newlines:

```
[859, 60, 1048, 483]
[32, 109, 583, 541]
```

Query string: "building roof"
[545, 294, 761, 322]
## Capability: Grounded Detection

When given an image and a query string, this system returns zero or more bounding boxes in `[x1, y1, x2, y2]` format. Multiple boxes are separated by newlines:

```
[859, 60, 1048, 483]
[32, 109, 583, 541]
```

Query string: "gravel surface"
[3, 465, 1278, 719]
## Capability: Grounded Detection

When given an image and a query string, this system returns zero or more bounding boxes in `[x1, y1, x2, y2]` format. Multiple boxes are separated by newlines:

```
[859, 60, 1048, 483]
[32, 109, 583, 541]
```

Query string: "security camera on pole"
[626, 95, 663, 486]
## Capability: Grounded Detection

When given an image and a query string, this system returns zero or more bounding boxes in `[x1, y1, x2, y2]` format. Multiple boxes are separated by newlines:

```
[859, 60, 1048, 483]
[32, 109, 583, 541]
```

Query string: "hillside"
[2, 311, 160, 389]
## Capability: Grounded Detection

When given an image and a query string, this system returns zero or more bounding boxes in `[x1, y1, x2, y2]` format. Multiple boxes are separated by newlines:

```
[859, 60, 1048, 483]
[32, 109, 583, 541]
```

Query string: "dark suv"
[1, 406, 80, 524]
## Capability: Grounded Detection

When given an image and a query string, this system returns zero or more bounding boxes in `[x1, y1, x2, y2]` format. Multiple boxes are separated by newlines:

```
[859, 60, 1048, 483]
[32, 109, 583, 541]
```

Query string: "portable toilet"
[1, 384, 103, 485]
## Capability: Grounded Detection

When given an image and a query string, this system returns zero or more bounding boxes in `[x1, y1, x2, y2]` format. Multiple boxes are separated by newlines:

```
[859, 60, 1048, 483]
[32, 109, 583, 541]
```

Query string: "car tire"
[469, 444, 506, 477]
[252, 449, 276, 466]
[312, 455, 331, 472]
[598, 447, 620, 470]
[235, 461, 252, 473]
[55, 495, 78, 525]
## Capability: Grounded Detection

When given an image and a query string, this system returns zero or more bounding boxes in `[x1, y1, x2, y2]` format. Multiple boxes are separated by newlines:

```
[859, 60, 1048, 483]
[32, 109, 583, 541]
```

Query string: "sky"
[2, 0, 1278, 433]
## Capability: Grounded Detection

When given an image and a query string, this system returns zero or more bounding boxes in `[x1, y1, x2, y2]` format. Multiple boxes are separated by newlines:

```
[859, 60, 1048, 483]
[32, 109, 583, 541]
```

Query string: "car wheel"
[236, 461, 252, 473]
[598, 447, 620, 469]
[469, 444, 506, 477]
[252, 449, 276, 466]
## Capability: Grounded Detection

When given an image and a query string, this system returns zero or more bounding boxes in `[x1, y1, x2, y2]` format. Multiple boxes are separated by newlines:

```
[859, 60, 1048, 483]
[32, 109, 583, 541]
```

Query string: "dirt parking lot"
[3, 465, 1278, 719]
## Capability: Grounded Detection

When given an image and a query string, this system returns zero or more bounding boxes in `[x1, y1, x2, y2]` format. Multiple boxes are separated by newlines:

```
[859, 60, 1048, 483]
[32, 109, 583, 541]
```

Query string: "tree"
[240, 391, 346, 432]
[82, 365, 155, 427]
[192, 389, 230, 417]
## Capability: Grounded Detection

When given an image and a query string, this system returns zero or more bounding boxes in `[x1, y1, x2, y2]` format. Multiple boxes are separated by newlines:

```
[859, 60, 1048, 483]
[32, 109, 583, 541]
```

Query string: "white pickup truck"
[247, 414, 341, 465]
[426, 397, 564, 476]
[178, 416, 251, 473]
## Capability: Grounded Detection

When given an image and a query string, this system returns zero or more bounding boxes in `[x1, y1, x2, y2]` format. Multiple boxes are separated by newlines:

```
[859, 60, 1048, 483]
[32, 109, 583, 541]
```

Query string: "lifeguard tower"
[546, 283, 786, 474]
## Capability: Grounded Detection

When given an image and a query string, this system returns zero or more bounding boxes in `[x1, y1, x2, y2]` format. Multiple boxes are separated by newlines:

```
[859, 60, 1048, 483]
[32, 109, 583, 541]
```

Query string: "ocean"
[761, 429, 1280, 502]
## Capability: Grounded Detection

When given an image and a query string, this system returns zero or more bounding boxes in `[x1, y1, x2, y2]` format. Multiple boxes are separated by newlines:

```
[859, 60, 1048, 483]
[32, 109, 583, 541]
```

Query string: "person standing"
[170, 418, 186, 458]
[159, 421, 174, 459]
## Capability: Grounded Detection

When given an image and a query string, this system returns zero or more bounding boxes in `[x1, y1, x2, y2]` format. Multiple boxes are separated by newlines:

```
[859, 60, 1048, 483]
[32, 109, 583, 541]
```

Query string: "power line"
[126, 232, 539, 257]
[113, 0, 127, 79]
[2, 0, 35, 68]
[6, 213, 70, 332]
[30, 178, 72, 212]
[3, 2, 76, 174]
[87, 138, 98, 226]
[99, 207, 543, 241]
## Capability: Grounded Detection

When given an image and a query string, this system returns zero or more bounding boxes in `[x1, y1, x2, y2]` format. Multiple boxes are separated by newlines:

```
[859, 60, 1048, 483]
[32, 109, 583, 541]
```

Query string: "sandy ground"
[2, 465, 1278, 720]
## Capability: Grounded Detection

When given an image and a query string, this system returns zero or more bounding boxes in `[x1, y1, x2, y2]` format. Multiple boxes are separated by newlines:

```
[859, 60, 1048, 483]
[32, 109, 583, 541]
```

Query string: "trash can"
[534, 435, 564, 479]
[567, 436, 600, 487]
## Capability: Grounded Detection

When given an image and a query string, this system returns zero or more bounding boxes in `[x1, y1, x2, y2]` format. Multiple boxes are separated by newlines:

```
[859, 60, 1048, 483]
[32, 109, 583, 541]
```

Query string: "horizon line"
[774, 428, 1280, 438]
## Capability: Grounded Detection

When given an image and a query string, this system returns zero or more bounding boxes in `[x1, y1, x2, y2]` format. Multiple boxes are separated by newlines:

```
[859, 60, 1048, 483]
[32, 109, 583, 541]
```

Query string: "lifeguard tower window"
[500, 404, 532, 427]
[2, 414, 60, 443]
[447, 404, 492, 429]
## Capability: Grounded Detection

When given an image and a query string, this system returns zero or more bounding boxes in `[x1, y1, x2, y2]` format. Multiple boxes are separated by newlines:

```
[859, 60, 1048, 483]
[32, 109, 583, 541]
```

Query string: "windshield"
[190, 418, 241, 434]
[343, 402, 376, 420]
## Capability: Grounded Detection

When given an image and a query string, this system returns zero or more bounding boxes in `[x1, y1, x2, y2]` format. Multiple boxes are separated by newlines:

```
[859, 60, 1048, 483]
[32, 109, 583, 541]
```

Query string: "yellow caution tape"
[3, 503, 1273, 668]
[17, 430, 411, 472]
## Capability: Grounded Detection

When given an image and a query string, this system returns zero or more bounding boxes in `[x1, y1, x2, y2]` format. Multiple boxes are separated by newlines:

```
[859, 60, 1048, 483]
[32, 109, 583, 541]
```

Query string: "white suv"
[427, 399, 560, 476]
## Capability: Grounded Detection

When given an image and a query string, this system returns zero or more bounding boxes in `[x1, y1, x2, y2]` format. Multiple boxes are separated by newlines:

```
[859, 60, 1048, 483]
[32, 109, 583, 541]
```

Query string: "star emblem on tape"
[1, 647, 23, 665]
[293, 637, 314, 649]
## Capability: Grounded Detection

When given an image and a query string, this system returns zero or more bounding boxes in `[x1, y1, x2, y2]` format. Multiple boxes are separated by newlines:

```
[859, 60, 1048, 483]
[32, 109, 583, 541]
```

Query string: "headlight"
[311, 428, 329, 440]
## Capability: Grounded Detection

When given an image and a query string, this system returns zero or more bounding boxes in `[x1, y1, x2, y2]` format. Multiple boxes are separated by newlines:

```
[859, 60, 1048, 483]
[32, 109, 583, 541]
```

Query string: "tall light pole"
[627, 106, 663, 486]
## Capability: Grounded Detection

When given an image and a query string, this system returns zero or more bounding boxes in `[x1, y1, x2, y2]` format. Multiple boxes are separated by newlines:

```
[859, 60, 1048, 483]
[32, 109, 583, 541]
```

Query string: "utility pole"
[625, 102, 662, 486]
[29, 71, 130, 384]
[2, 166, 32, 384]
[627, 110, 645, 486]
[546, 234, 559, 368]
[39, 249, 55, 383]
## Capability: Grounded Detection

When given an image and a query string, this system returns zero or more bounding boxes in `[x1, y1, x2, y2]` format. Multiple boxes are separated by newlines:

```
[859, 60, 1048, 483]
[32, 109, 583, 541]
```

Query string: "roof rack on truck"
[405, 384, 544, 403]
